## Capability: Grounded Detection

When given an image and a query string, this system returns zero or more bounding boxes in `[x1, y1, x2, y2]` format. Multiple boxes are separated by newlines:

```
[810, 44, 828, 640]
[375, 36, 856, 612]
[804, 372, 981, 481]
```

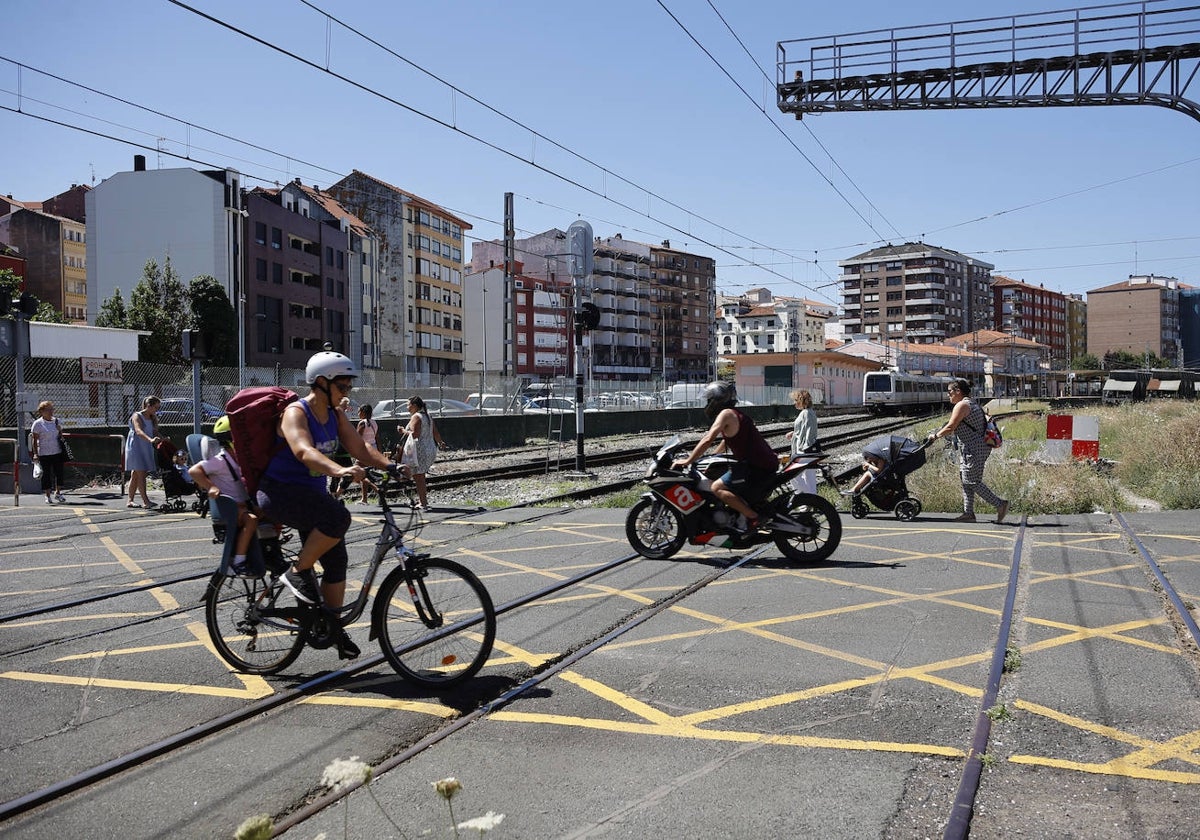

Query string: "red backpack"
[224, 387, 299, 500]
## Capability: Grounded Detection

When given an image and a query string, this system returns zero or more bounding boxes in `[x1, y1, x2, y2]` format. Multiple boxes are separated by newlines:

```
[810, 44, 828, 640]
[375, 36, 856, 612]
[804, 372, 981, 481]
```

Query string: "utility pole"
[566, 220, 594, 478]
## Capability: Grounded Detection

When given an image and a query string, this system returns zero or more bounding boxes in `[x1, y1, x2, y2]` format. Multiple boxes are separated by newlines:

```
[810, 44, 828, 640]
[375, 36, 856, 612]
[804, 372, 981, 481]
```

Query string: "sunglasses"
[332, 378, 355, 393]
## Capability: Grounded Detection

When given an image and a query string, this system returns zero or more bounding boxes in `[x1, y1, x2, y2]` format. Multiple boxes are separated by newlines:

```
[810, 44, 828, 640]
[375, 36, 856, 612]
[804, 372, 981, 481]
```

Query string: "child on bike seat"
[189, 417, 258, 576]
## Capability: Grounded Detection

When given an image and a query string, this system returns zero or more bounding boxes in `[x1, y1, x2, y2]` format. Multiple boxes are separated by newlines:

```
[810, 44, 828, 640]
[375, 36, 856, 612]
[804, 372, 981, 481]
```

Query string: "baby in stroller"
[154, 439, 206, 513]
[840, 434, 929, 521]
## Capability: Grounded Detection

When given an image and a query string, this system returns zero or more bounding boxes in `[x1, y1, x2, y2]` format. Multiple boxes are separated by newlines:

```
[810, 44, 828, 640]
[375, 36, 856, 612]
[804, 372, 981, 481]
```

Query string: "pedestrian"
[29, 400, 68, 504]
[785, 389, 820, 494]
[354, 403, 380, 503]
[398, 395, 447, 511]
[926, 378, 1009, 523]
[329, 396, 354, 500]
[124, 395, 161, 509]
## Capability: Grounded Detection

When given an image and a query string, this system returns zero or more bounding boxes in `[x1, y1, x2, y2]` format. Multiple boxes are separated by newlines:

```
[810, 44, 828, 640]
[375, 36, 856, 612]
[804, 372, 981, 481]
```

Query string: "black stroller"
[839, 435, 929, 521]
[154, 438, 206, 514]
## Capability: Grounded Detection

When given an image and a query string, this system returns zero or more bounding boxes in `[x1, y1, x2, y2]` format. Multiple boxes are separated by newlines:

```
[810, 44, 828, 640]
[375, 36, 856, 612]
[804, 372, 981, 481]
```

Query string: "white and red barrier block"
[1046, 414, 1100, 462]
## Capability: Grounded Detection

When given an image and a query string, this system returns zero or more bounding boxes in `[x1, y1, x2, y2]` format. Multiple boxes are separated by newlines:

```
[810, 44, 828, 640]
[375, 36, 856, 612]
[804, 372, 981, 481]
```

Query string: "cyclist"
[256, 350, 396, 659]
[671, 381, 778, 533]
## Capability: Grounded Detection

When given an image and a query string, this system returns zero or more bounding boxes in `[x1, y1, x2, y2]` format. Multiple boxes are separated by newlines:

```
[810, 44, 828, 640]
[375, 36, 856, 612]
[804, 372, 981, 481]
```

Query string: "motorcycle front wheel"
[774, 493, 842, 564]
[625, 496, 686, 559]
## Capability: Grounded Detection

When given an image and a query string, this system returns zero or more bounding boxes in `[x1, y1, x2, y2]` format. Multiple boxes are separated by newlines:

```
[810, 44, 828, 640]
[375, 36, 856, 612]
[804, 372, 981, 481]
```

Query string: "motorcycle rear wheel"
[774, 493, 842, 564]
[626, 497, 686, 559]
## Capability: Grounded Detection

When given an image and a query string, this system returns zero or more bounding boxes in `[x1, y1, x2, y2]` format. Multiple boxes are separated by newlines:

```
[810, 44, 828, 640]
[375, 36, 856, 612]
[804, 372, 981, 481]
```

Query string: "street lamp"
[226, 202, 249, 388]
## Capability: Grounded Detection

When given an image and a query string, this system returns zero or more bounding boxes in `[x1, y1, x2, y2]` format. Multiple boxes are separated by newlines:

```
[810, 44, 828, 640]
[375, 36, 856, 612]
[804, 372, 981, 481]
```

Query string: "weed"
[985, 703, 1013, 723]
[979, 752, 998, 769]
[1003, 646, 1023, 673]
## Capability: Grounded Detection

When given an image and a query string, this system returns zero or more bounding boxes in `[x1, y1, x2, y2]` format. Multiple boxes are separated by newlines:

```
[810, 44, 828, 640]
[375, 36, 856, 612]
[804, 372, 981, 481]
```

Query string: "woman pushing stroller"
[926, 378, 1009, 524]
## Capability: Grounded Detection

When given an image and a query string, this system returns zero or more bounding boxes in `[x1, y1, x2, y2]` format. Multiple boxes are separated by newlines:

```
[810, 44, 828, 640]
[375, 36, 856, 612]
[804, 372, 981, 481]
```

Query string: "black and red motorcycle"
[625, 435, 842, 563]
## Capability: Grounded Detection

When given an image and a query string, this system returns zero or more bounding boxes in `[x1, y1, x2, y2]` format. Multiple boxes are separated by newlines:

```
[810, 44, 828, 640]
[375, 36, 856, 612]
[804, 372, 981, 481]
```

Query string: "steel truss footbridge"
[777, 2, 1200, 122]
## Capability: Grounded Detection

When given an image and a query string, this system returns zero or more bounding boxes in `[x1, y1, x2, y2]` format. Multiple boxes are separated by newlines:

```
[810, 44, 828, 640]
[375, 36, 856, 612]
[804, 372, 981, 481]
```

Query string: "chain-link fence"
[1, 355, 801, 431]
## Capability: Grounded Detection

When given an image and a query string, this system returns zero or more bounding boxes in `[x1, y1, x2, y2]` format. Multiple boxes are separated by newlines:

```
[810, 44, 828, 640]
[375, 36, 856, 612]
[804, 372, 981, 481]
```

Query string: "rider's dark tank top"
[727, 408, 778, 471]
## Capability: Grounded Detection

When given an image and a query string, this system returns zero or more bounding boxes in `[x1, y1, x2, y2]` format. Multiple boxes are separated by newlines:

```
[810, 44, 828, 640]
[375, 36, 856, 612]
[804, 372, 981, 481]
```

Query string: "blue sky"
[4, 0, 1199, 306]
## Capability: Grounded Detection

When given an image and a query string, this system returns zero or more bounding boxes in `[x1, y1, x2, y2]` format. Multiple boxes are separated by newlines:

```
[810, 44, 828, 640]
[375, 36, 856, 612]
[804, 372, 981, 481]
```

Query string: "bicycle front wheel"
[204, 572, 308, 675]
[375, 558, 496, 688]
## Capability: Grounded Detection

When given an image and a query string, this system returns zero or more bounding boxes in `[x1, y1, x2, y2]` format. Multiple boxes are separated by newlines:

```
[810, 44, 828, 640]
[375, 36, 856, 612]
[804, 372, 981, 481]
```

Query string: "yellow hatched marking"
[1007, 755, 1200, 784]
[302, 694, 456, 716]
[0, 670, 273, 699]
[490, 707, 963, 758]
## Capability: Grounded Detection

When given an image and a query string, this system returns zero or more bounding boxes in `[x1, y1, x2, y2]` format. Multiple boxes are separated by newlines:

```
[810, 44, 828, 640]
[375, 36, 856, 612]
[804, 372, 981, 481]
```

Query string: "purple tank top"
[727, 408, 778, 471]
[262, 400, 340, 491]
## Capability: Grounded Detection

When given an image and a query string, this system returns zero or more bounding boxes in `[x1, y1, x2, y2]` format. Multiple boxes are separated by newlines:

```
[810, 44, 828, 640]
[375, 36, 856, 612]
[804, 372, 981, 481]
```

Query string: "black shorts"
[719, 461, 777, 498]
[256, 477, 351, 584]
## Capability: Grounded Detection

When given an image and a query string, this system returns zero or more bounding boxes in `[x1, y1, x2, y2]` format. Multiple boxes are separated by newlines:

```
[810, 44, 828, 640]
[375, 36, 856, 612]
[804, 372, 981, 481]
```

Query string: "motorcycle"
[625, 434, 843, 563]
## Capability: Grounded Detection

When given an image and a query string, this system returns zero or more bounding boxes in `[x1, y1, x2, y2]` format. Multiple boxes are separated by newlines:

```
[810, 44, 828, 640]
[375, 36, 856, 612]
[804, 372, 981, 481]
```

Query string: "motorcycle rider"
[672, 382, 779, 533]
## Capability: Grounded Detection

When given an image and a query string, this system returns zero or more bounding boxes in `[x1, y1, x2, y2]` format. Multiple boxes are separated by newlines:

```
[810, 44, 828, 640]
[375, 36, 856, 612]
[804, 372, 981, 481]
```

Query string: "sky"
[4, 0, 1200, 308]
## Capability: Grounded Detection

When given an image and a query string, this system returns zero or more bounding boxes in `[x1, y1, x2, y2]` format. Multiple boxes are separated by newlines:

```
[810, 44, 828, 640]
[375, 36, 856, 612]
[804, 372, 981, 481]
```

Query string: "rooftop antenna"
[89, 163, 96, 186]
[156, 137, 167, 169]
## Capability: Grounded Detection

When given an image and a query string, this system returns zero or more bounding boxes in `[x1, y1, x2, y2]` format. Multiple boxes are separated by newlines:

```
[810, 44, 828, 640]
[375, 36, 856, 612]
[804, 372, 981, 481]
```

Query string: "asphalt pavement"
[1, 492, 1198, 838]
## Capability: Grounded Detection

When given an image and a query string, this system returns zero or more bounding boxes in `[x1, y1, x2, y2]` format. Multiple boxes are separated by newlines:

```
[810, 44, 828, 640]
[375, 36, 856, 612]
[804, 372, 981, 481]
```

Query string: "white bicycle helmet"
[305, 351, 358, 384]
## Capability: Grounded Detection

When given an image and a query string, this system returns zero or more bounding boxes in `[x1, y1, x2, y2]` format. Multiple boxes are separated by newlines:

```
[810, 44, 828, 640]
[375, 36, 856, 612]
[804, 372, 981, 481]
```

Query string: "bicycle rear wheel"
[375, 558, 496, 688]
[204, 572, 308, 675]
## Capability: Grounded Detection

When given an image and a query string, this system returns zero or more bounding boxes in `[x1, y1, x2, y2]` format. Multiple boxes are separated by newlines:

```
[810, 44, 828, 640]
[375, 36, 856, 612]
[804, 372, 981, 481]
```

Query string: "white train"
[863, 370, 952, 414]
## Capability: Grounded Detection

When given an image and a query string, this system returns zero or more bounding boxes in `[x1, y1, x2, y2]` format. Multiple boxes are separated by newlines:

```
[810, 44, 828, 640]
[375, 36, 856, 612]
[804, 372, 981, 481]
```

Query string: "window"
[272, 263, 283, 284]
[256, 259, 267, 282]
[270, 227, 282, 249]
[326, 246, 334, 266]
[255, 222, 266, 245]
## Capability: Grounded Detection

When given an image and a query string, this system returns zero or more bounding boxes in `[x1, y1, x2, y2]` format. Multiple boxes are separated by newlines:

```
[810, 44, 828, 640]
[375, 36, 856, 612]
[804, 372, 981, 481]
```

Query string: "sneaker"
[335, 629, 360, 660]
[952, 513, 977, 523]
[994, 500, 1010, 524]
[282, 566, 321, 604]
[45, 496, 54, 504]
[55, 493, 66, 503]
[734, 515, 760, 535]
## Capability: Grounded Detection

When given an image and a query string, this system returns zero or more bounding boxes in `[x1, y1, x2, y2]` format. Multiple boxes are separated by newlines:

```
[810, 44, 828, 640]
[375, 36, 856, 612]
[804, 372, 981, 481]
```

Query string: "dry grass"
[899, 401, 1200, 514]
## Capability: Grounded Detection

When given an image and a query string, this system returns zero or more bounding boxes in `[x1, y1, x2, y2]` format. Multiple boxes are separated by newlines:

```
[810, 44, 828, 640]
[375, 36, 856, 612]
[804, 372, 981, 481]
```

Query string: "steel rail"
[269, 544, 773, 835]
[0, 547, 650, 821]
[944, 515, 1027, 840]
[1114, 511, 1200, 647]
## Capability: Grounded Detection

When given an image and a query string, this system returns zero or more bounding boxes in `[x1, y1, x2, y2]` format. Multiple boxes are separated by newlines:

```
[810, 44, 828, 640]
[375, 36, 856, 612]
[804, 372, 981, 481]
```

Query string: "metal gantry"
[778, 2, 1200, 122]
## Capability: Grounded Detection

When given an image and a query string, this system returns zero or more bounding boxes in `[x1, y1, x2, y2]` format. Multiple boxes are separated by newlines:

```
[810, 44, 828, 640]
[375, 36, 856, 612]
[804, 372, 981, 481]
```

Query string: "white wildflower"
[458, 811, 506, 832]
[433, 776, 462, 800]
[320, 756, 372, 793]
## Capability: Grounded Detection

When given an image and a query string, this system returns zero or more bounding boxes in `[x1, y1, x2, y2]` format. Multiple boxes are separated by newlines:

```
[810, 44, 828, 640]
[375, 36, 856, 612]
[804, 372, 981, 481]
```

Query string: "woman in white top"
[785, 389, 819, 494]
[29, 400, 67, 504]
[355, 404, 380, 503]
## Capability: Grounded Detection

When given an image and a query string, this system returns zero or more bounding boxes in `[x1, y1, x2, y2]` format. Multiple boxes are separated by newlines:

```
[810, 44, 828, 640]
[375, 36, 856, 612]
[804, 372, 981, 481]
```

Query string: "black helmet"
[702, 381, 737, 419]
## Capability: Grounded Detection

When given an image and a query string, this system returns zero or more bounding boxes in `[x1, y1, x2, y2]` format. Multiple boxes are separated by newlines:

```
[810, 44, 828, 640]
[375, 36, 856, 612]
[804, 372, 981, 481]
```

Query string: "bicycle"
[202, 466, 496, 688]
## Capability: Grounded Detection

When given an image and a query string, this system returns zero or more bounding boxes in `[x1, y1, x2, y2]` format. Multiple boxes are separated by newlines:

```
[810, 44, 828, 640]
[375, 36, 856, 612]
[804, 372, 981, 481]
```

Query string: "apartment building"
[991, 276, 1069, 367]
[330, 171, 470, 380]
[1065, 294, 1088, 366]
[472, 230, 716, 384]
[86, 157, 242, 325]
[838, 242, 994, 343]
[0, 202, 88, 322]
[1086, 274, 1182, 365]
[716, 289, 831, 358]
[463, 260, 572, 381]
[242, 185, 357, 370]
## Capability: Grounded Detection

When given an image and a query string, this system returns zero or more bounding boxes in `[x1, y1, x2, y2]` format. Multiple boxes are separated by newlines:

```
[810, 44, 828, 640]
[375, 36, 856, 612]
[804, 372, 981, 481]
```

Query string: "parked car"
[374, 397, 477, 419]
[157, 398, 224, 424]
[423, 398, 477, 417]
[523, 397, 598, 414]
[466, 393, 517, 415]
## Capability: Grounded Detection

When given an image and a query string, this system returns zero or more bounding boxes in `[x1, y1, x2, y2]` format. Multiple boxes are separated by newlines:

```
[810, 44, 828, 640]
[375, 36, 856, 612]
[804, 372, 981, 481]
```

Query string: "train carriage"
[863, 371, 952, 415]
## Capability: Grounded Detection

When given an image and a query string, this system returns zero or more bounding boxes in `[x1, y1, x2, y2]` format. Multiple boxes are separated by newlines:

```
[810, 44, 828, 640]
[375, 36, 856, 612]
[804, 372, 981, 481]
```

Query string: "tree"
[128, 257, 191, 364]
[32, 302, 67, 323]
[0, 268, 19, 316]
[95, 288, 129, 328]
[188, 274, 237, 367]
[1071, 353, 1100, 370]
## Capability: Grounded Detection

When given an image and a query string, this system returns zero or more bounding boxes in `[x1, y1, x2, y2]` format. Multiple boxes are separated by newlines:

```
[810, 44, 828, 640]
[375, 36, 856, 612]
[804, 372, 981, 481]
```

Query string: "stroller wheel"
[895, 499, 920, 521]
[850, 500, 868, 519]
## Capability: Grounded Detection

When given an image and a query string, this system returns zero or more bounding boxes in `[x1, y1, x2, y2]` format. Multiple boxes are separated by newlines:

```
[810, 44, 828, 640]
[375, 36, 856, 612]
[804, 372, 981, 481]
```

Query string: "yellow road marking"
[0, 670, 273, 699]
